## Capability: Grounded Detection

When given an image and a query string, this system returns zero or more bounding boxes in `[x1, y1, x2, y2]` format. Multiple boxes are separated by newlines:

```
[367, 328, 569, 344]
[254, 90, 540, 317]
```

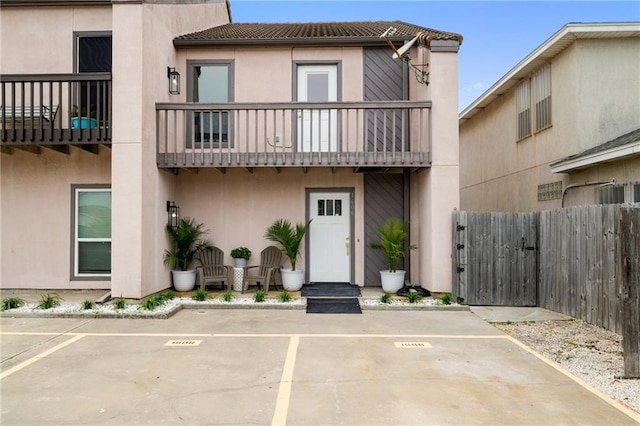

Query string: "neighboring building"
[459, 22, 640, 212]
[1, 1, 463, 298]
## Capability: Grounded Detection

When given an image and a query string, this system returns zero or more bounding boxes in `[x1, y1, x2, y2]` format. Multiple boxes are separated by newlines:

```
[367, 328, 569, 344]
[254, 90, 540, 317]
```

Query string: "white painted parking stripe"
[0, 334, 85, 380]
[271, 335, 299, 426]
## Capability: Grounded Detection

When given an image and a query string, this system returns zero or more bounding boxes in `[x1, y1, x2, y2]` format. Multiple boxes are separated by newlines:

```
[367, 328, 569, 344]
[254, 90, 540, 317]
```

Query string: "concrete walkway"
[1, 309, 638, 425]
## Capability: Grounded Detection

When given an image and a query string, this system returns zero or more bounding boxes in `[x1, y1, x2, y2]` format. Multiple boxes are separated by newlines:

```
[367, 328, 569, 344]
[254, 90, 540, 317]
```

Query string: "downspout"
[561, 179, 616, 208]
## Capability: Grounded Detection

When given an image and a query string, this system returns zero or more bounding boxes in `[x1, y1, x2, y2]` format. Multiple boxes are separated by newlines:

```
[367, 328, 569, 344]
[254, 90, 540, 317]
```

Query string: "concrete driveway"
[1, 309, 637, 425]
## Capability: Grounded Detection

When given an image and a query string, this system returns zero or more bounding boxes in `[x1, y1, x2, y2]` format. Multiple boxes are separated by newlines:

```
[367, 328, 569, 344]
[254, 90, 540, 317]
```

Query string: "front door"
[297, 64, 338, 152]
[308, 191, 352, 283]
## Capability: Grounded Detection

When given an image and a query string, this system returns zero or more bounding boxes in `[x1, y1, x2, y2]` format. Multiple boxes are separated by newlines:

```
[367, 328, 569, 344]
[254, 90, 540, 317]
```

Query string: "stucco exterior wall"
[0, 149, 111, 289]
[460, 36, 640, 213]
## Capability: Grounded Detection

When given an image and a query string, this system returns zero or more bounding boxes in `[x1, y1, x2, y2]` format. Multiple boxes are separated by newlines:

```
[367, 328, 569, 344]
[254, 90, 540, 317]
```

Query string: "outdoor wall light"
[167, 67, 180, 95]
[166, 200, 180, 228]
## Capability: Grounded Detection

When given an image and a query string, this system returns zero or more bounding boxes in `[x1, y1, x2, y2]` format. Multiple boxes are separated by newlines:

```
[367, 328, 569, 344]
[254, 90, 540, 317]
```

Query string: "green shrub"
[222, 290, 233, 302]
[1, 297, 25, 311]
[405, 291, 423, 304]
[440, 292, 452, 305]
[36, 293, 61, 310]
[379, 293, 392, 304]
[81, 300, 95, 310]
[253, 289, 266, 303]
[278, 290, 292, 302]
[192, 288, 209, 301]
[139, 291, 175, 311]
[114, 297, 127, 310]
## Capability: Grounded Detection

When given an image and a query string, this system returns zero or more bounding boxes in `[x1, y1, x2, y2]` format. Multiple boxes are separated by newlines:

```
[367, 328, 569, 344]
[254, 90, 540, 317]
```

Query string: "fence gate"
[452, 211, 538, 306]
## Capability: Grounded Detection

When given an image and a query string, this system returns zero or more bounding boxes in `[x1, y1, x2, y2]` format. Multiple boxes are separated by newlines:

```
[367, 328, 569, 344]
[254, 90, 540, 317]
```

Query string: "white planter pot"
[172, 270, 197, 292]
[380, 270, 406, 293]
[233, 258, 247, 268]
[280, 268, 305, 291]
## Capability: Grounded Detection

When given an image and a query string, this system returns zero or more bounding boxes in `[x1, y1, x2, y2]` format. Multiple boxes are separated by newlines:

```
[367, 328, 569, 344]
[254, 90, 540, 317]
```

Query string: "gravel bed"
[496, 319, 639, 414]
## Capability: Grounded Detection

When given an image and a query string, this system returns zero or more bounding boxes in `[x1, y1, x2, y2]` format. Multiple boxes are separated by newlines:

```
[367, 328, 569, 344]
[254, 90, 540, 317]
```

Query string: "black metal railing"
[1, 73, 112, 145]
[156, 101, 432, 169]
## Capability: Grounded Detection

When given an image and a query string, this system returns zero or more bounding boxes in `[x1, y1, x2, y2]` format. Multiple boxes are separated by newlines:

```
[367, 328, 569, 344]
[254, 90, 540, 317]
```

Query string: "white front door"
[308, 191, 351, 282]
[297, 65, 338, 152]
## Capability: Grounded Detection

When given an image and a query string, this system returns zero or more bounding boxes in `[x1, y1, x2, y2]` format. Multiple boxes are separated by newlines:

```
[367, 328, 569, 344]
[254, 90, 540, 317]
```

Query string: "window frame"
[186, 60, 235, 149]
[71, 184, 112, 280]
[515, 79, 531, 141]
[532, 63, 552, 132]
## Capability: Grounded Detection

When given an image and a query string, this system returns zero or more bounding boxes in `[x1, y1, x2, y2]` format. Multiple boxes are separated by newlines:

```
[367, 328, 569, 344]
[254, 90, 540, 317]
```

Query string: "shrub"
[140, 291, 175, 311]
[379, 293, 392, 304]
[1, 297, 25, 311]
[440, 292, 452, 305]
[192, 288, 209, 301]
[36, 293, 61, 310]
[222, 290, 233, 302]
[81, 300, 95, 310]
[253, 289, 266, 303]
[278, 290, 292, 302]
[230, 246, 252, 260]
[405, 291, 423, 304]
[114, 297, 127, 310]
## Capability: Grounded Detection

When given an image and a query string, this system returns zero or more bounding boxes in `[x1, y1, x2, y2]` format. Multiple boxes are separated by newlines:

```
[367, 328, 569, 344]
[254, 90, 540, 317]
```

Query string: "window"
[516, 80, 531, 140]
[537, 181, 563, 201]
[516, 63, 552, 140]
[73, 186, 111, 278]
[187, 61, 234, 148]
[317, 199, 343, 216]
[599, 185, 624, 205]
[633, 183, 640, 203]
[74, 32, 112, 126]
[532, 64, 551, 131]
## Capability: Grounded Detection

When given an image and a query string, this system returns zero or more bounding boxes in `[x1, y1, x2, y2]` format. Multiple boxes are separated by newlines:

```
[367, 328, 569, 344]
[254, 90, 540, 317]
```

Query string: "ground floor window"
[72, 186, 111, 278]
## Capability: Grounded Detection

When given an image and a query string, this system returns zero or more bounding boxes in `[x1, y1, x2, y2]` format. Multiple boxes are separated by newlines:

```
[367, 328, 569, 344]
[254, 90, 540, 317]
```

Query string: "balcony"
[156, 101, 432, 171]
[1, 73, 112, 154]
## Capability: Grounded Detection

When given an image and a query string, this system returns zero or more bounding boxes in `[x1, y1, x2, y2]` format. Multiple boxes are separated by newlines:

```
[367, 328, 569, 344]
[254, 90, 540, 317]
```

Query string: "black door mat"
[301, 283, 362, 298]
[306, 298, 362, 314]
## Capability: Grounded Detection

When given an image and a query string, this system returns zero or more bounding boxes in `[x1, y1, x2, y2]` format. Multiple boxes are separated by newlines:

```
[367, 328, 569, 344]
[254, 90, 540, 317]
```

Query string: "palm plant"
[163, 218, 213, 271]
[370, 217, 415, 272]
[264, 218, 312, 271]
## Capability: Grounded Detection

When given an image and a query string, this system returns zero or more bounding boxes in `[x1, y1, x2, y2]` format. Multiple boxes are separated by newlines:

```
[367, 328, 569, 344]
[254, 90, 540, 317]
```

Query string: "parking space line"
[271, 335, 299, 426]
[1, 334, 85, 380]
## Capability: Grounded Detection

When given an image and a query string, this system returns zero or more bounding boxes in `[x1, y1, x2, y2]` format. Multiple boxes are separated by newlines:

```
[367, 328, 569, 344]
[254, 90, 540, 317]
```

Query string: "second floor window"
[516, 63, 552, 141]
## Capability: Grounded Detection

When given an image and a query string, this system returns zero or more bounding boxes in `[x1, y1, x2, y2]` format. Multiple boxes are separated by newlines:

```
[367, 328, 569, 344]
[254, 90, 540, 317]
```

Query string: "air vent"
[164, 340, 202, 347]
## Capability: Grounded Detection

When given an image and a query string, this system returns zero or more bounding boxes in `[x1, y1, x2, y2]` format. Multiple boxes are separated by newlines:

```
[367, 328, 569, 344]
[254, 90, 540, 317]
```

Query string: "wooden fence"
[453, 205, 640, 377]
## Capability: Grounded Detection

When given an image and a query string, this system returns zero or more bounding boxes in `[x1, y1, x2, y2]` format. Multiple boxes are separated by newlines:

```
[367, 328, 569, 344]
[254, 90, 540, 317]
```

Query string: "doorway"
[307, 190, 353, 283]
[296, 64, 338, 152]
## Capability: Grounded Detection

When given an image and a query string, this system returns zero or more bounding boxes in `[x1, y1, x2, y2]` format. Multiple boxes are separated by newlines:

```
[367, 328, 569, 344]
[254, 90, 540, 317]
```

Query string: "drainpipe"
[561, 179, 616, 208]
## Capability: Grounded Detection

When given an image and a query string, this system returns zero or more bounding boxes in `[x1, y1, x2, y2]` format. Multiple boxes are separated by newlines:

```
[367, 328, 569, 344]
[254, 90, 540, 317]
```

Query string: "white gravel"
[496, 319, 640, 415]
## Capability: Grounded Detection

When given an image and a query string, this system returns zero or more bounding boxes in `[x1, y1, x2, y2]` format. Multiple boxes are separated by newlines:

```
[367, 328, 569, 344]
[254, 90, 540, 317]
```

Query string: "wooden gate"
[452, 211, 538, 306]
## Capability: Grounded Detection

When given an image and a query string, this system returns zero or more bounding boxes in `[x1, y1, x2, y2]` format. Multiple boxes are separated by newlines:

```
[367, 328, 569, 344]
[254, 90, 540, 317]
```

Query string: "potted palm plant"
[230, 246, 252, 268]
[264, 218, 311, 291]
[163, 217, 213, 291]
[370, 217, 416, 293]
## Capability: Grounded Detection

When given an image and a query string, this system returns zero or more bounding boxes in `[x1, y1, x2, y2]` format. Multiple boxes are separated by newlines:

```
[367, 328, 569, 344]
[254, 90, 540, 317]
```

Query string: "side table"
[232, 267, 244, 291]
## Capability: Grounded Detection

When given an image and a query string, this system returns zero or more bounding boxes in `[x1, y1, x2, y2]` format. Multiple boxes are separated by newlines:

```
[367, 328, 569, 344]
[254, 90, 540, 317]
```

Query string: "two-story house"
[459, 22, 640, 212]
[1, 0, 462, 299]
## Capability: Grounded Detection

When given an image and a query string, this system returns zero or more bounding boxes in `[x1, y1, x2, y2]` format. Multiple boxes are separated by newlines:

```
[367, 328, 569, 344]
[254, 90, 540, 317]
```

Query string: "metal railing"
[1, 73, 112, 145]
[156, 101, 432, 169]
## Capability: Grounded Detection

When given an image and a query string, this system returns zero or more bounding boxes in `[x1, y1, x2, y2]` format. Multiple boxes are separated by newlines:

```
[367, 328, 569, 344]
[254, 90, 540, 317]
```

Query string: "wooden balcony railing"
[156, 101, 432, 169]
[1, 73, 112, 148]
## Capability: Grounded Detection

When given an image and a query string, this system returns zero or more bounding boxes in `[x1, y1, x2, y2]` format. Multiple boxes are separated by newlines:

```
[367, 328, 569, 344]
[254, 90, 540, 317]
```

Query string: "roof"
[550, 128, 640, 173]
[174, 20, 463, 47]
[459, 22, 640, 124]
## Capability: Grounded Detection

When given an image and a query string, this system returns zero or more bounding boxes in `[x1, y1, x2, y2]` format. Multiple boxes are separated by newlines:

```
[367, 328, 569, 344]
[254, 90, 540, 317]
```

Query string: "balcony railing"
[156, 101, 432, 169]
[1, 73, 112, 147]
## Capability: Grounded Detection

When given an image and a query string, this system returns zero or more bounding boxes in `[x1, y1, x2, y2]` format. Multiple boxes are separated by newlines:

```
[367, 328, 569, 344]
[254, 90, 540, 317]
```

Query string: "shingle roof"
[552, 128, 640, 165]
[174, 20, 463, 47]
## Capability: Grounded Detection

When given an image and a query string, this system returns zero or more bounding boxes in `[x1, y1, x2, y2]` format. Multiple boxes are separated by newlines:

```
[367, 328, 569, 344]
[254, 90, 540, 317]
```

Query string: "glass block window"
[532, 63, 552, 132]
[537, 181, 563, 201]
[516, 79, 531, 141]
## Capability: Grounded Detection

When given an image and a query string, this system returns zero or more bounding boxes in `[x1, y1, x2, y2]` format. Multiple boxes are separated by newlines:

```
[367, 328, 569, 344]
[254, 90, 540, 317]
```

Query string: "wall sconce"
[167, 67, 180, 95]
[166, 200, 180, 228]
[380, 27, 429, 85]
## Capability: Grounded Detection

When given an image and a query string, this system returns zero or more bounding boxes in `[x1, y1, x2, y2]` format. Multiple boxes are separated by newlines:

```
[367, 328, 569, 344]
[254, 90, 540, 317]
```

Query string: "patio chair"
[242, 246, 283, 293]
[196, 247, 231, 291]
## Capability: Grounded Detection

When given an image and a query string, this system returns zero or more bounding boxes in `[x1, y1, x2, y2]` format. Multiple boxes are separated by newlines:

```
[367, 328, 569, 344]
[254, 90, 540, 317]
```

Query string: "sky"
[230, 1, 639, 112]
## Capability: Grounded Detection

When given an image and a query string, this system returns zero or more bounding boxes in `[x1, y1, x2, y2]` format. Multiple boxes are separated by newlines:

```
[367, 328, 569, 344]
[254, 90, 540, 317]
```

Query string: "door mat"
[306, 298, 362, 314]
[301, 283, 362, 298]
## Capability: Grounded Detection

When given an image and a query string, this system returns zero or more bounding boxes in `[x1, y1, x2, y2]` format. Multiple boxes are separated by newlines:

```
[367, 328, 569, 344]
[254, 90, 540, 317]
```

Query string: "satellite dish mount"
[380, 26, 429, 85]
